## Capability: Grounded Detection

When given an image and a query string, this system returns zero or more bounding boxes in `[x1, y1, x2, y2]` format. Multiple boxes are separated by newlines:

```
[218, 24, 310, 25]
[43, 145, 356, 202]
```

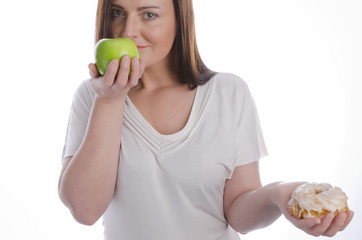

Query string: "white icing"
[289, 182, 348, 218]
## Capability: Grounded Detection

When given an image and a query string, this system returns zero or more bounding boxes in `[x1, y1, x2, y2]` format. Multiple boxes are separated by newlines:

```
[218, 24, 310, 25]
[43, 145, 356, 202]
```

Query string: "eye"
[111, 9, 126, 17]
[144, 12, 157, 20]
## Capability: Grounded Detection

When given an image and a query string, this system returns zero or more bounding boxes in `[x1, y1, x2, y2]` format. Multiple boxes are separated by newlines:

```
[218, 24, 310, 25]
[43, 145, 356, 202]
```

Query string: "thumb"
[88, 63, 100, 78]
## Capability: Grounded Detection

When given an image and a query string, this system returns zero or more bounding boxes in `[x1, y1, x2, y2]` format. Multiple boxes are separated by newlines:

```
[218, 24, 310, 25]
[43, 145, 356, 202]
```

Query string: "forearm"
[75, 98, 125, 165]
[59, 98, 125, 224]
[226, 182, 282, 234]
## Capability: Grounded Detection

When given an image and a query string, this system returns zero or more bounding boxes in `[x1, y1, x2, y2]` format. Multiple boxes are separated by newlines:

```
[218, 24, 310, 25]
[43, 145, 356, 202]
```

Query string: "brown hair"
[95, 0, 216, 89]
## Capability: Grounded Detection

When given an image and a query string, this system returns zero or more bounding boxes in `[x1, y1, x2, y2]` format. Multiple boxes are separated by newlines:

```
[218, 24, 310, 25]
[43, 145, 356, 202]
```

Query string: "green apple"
[95, 37, 139, 76]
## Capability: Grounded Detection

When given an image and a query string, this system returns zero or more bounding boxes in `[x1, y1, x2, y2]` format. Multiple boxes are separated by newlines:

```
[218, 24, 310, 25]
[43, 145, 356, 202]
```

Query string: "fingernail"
[132, 57, 139, 65]
[110, 59, 119, 66]
[122, 55, 130, 62]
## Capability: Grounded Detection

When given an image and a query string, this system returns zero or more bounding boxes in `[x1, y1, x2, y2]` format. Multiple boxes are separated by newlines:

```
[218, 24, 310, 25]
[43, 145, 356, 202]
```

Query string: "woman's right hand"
[88, 55, 145, 103]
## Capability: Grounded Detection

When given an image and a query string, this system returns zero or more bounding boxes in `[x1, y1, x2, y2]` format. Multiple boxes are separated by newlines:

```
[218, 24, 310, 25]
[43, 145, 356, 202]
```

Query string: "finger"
[284, 209, 321, 233]
[340, 210, 354, 231]
[103, 59, 119, 87]
[114, 55, 131, 87]
[283, 203, 321, 229]
[323, 212, 347, 237]
[88, 63, 100, 79]
[310, 213, 334, 237]
[128, 57, 140, 87]
[301, 217, 321, 229]
[291, 216, 321, 232]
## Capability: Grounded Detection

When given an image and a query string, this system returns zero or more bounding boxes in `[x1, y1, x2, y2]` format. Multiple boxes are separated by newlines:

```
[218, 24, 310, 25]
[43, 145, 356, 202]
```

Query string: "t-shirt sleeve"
[230, 78, 268, 176]
[62, 79, 95, 164]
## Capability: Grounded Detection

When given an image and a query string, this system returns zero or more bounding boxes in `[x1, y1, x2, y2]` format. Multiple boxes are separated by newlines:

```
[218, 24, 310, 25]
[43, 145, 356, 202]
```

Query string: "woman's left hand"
[285, 210, 354, 237]
[274, 182, 354, 237]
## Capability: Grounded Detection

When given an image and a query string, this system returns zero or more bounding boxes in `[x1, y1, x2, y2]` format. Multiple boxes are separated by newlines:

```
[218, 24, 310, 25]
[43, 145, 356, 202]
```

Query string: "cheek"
[145, 21, 176, 46]
[111, 20, 128, 38]
[111, 22, 120, 37]
[163, 23, 177, 46]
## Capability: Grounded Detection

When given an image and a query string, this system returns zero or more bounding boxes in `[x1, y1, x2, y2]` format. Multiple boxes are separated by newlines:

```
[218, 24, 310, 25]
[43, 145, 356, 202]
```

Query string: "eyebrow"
[138, 6, 160, 11]
[111, 4, 160, 11]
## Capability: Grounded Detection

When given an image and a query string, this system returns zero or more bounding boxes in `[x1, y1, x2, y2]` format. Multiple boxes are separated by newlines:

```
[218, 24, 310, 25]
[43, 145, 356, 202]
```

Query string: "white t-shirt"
[62, 72, 268, 240]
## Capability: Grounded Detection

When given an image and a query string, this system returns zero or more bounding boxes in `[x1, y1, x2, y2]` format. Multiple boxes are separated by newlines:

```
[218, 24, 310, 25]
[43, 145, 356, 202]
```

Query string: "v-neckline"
[125, 86, 200, 138]
[123, 82, 210, 155]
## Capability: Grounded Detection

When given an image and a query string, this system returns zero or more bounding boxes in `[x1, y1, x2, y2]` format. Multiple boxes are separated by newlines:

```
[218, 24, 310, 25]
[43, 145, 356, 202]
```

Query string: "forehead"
[111, 0, 173, 8]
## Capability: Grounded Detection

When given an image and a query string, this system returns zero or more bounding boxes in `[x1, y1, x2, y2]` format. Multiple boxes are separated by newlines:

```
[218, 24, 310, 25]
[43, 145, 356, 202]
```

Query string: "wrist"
[91, 96, 127, 121]
[270, 182, 285, 210]
[270, 182, 306, 212]
[94, 95, 127, 105]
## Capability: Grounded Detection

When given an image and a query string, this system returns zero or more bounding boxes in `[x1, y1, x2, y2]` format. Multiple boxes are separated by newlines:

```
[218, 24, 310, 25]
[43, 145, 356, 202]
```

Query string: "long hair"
[95, 0, 216, 89]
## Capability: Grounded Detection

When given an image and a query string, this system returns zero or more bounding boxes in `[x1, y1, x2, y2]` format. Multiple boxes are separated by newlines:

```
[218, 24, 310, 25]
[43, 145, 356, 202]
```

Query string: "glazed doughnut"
[288, 182, 349, 219]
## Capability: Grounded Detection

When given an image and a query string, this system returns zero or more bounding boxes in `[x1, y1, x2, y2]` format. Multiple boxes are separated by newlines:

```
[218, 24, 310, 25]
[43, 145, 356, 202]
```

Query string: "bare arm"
[224, 162, 354, 236]
[223, 162, 281, 233]
[58, 56, 144, 225]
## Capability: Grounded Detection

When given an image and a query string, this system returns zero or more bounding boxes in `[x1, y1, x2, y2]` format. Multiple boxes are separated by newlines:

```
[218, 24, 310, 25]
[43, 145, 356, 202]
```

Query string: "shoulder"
[210, 72, 249, 90]
[207, 72, 251, 99]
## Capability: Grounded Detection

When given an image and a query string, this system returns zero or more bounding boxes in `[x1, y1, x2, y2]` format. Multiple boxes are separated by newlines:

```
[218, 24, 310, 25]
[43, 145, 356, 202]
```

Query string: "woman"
[58, 0, 353, 239]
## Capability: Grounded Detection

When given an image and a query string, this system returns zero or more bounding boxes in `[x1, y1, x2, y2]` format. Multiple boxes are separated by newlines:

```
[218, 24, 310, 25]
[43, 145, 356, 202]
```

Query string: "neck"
[138, 55, 181, 90]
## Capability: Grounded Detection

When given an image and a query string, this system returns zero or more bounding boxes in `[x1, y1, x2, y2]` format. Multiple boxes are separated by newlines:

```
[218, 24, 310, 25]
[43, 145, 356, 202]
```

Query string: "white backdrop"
[0, 0, 361, 239]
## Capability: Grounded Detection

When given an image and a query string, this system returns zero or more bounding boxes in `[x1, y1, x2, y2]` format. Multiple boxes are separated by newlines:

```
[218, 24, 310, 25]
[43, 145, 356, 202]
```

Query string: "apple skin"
[95, 37, 139, 76]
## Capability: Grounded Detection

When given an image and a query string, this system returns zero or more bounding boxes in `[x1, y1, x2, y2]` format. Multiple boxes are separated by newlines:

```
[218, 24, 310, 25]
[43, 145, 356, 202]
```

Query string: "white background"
[0, 0, 361, 239]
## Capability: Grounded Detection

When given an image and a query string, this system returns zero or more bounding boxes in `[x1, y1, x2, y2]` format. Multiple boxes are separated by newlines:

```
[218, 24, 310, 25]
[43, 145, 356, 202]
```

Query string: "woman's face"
[110, 0, 177, 69]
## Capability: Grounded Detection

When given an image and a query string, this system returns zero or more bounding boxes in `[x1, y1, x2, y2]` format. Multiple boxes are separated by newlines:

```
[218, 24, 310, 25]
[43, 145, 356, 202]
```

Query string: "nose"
[121, 14, 140, 39]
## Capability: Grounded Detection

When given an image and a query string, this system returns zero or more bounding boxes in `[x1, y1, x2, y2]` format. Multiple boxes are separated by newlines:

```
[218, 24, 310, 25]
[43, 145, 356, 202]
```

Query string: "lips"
[136, 45, 150, 50]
